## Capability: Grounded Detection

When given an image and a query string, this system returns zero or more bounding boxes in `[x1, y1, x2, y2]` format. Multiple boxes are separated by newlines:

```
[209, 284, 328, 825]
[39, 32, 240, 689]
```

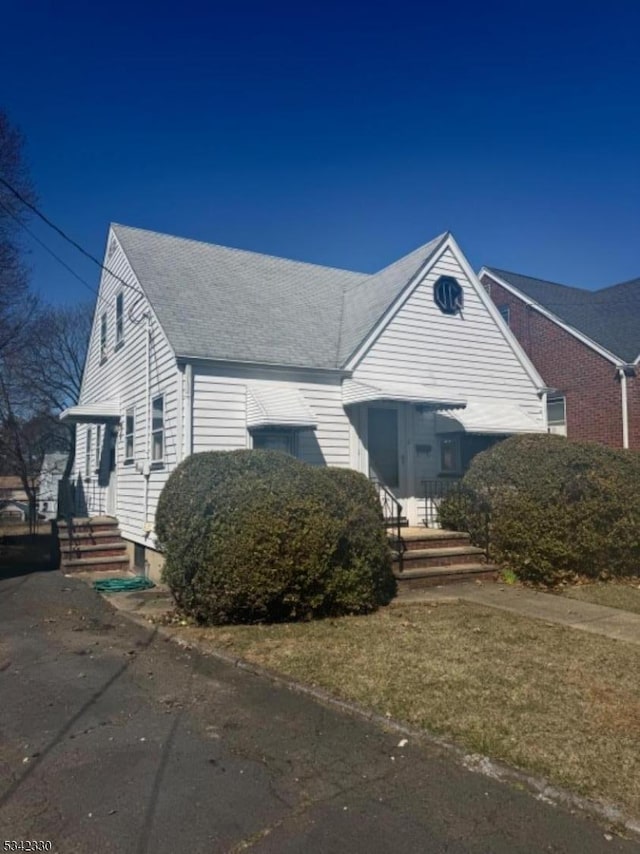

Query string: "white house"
[61, 225, 547, 577]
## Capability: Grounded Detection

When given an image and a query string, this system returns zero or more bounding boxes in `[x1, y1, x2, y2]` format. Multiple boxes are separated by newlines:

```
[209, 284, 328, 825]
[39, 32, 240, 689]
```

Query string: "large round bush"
[438, 434, 640, 585]
[155, 450, 395, 623]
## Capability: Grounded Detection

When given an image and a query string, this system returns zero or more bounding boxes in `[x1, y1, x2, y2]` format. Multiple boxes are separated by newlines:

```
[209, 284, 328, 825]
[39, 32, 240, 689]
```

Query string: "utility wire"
[0, 199, 100, 300]
[0, 175, 142, 297]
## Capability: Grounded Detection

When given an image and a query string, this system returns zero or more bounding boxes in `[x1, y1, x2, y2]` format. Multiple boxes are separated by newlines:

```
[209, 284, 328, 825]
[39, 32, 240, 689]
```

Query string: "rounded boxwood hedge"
[438, 434, 640, 585]
[155, 450, 396, 623]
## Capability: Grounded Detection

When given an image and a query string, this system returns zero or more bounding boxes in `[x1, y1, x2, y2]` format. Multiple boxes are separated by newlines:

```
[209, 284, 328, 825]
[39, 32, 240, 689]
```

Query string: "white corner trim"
[480, 268, 624, 368]
[447, 239, 546, 392]
[344, 233, 450, 371]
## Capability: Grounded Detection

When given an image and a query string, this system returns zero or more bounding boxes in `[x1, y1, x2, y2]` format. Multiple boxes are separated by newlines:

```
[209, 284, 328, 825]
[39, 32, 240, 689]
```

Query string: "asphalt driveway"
[0, 562, 636, 853]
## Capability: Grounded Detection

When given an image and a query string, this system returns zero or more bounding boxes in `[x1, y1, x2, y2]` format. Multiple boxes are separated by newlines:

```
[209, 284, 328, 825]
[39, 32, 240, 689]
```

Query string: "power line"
[0, 199, 99, 300]
[0, 175, 142, 298]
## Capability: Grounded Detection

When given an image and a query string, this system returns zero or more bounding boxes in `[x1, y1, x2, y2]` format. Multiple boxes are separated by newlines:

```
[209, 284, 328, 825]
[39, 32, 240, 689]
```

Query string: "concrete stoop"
[392, 527, 498, 593]
[58, 516, 130, 574]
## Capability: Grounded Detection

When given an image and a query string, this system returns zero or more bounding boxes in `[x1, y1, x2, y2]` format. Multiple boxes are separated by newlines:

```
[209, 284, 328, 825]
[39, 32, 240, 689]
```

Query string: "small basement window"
[547, 396, 567, 436]
[134, 542, 145, 571]
[151, 395, 164, 462]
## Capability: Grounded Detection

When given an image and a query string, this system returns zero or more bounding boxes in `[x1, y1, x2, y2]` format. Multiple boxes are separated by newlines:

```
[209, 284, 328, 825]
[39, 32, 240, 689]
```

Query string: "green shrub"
[437, 434, 640, 585]
[155, 450, 395, 623]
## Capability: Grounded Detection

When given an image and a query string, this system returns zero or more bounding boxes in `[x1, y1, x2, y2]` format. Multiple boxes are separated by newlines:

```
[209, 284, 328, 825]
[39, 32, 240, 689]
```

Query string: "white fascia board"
[344, 233, 450, 372]
[480, 268, 624, 368]
[447, 239, 547, 392]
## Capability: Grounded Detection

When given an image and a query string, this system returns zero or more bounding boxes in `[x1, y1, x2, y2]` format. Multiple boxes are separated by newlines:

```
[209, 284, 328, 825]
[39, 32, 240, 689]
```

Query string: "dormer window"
[434, 276, 463, 316]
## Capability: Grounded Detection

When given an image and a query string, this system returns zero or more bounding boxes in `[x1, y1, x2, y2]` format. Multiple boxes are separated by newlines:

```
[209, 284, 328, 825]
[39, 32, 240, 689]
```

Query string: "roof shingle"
[487, 268, 640, 363]
[112, 224, 447, 369]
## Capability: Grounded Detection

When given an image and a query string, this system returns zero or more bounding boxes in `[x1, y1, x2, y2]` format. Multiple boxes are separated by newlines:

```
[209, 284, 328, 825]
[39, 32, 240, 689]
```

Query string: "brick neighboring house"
[479, 268, 640, 449]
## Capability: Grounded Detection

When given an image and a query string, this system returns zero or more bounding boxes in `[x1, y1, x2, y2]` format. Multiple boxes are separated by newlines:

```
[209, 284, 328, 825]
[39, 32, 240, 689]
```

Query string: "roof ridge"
[111, 222, 370, 279]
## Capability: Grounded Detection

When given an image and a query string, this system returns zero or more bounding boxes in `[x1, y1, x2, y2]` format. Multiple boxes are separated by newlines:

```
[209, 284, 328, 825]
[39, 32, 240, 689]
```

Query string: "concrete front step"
[61, 555, 131, 574]
[61, 542, 127, 560]
[393, 545, 486, 570]
[395, 563, 500, 590]
[402, 533, 472, 551]
[58, 517, 120, 535]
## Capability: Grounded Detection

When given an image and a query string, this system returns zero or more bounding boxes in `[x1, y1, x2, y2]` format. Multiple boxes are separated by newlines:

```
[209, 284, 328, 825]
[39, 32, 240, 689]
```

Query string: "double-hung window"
[151, 395, 164, 462]
[124, 408, 135, 463]
[115, 292, 124, 348]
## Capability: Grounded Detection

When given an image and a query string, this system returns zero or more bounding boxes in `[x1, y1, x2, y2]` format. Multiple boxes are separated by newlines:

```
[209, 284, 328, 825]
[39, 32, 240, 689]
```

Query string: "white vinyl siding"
[352, 246, 543, 423]
[76, 231, 179, 544]
[191, 365, 351, 468]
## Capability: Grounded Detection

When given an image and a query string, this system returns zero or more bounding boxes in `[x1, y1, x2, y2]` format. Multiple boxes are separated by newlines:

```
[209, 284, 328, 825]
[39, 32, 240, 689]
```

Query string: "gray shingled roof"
[112, 224, 447, 369]
[488, 268, 640, 363]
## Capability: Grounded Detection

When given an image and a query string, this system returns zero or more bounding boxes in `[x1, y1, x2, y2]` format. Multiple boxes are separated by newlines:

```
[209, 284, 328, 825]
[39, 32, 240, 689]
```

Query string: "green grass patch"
[183, 602, 640, 817]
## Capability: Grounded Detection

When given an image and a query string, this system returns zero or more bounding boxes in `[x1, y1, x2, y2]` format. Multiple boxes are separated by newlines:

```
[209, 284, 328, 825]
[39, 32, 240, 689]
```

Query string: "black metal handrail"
[422, 477, 462, 527]
[371, 478, 405, 572]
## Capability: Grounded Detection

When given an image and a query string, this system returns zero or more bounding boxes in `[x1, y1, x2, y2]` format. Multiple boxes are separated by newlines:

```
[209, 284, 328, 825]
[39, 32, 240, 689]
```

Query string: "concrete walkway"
[398, 582, 640, 645]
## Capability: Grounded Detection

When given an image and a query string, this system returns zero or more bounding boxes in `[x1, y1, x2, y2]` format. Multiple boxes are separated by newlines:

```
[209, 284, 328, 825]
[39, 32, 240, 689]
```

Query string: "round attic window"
[434, 275, 463, 315]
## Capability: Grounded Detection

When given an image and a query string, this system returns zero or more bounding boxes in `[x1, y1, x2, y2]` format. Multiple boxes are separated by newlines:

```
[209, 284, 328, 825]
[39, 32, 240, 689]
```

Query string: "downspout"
[143, 313, 152, 527]
[184, 363, 193, 457]
[619, 367, 629, 450]
[176, 364, 184, 463]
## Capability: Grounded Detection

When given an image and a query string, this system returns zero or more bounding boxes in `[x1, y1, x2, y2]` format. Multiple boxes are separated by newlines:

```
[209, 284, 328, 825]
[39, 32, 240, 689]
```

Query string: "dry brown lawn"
[561, 580, 640, 616]
[186, 602, 640, 818]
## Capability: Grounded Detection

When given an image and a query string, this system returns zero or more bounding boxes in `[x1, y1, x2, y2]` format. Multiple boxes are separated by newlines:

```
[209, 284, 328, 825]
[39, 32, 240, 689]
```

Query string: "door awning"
[59, 402, 121, 424]
[247, 385, 318, 430]
[435, 398, 545, 434]
[343, 379, 466, 411]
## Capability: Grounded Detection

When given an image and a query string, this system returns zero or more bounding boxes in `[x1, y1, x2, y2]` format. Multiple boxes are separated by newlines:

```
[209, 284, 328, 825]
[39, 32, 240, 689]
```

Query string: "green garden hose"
[93, 576, 155, 593]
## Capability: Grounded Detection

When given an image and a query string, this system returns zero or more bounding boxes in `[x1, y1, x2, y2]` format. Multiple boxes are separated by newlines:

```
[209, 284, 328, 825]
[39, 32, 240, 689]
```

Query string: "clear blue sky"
[2, 0, 639, 306]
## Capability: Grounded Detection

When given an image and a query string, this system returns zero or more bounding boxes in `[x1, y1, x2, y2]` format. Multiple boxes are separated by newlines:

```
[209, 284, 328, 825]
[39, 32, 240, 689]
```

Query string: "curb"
[100, 586, 640, 843]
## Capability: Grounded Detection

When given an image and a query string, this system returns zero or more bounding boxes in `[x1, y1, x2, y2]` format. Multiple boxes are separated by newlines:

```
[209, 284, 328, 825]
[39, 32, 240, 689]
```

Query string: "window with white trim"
[252, 429, 298, 456]
[151, 395, 164, 462]
[547, 396, 567, 436]
[100, 313, 108, 362]
[85, 428, 92, 477]
[115, 292, 124, 348]
[124, 408, 135, 463]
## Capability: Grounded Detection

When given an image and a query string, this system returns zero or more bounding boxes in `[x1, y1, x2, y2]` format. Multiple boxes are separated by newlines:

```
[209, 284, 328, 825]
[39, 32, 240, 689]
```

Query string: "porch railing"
[371, 478, 405, 572]
[422, 478, 462, 527]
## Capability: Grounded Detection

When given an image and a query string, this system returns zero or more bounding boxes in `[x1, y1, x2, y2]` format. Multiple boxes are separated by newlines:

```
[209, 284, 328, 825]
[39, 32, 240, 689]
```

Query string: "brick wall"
[482, 275, 634, 449]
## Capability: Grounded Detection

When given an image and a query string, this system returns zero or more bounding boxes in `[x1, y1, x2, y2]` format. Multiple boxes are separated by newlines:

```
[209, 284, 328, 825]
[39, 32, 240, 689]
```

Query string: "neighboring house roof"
[485, 268, 640, 363]
[111, 224, 448, 370]
[0, 476, 24, 491]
